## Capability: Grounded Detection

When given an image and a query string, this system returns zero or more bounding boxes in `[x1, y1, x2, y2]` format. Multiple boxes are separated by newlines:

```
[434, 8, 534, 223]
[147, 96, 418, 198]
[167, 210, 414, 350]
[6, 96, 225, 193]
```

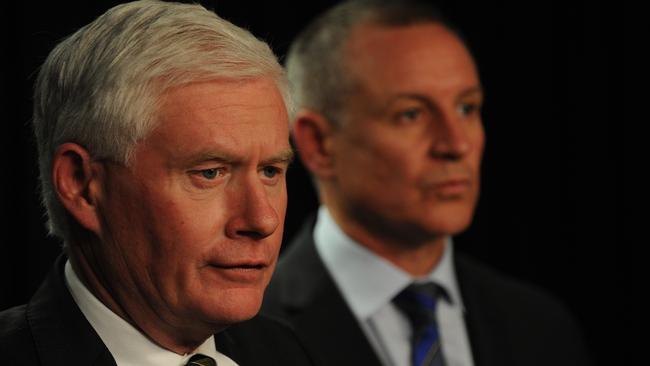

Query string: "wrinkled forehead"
[131, 77, 291, 167]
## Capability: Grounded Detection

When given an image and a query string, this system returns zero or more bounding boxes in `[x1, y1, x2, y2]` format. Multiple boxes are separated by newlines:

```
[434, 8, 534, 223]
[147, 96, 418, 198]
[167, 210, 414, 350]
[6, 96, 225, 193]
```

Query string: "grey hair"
[33, 0, 292, 242]
[286, 0, 457, 125]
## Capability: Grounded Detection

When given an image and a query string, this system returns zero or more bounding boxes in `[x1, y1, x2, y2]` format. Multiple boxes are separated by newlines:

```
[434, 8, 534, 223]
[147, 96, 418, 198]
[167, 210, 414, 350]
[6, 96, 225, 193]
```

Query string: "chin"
[200, 288, 264, 326]
[423, 208, 475, 236]
[438, 220, 473, 236]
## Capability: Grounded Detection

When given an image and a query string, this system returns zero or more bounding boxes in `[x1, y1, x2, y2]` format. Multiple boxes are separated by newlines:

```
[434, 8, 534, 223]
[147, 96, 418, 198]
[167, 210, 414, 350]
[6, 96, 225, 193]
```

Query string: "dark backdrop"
[1, 1, 623, 365]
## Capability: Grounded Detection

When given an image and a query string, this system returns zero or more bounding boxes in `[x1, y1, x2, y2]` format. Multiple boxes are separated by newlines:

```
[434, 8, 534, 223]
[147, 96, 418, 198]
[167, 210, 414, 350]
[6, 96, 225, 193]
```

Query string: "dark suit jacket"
[0, 255, 317, 366]
[262, 219, 592, 366]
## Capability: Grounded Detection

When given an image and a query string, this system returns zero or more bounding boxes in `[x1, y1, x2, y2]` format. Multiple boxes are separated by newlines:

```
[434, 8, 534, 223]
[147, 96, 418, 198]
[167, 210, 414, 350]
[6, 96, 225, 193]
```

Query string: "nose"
[429, 109, 472, 160]
[225, 176, 280, 241]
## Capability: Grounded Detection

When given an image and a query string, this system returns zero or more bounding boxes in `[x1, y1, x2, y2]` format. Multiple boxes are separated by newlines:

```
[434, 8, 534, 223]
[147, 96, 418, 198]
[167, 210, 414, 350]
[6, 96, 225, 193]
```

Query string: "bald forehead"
[341, 23, 478, 92]
[344, 22, 473, 70]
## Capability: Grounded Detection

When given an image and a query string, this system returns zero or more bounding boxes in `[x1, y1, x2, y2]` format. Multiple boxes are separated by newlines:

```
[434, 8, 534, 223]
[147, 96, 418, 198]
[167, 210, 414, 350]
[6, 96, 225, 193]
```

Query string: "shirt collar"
[314, 206, 465, 320]
[64, 260, 226, 366]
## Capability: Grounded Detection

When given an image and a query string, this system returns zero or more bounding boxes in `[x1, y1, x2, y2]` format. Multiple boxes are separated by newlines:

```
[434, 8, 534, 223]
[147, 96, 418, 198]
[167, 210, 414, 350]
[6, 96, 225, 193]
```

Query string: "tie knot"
[186, 354, 217, 366]
[393, 282, 443, 326]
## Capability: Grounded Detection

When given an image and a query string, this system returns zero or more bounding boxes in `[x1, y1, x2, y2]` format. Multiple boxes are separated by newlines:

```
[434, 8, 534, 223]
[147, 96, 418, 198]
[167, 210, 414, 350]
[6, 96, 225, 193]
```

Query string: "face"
[328, 23, 484, 245]
[92, 78, 291, 333]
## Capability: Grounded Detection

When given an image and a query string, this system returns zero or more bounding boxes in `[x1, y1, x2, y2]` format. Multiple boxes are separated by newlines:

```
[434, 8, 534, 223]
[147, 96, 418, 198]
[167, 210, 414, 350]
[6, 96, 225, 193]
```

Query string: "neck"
[362, 232, 447, 277]
[324, 204, 447, 277]
[67, 243, 211, 354]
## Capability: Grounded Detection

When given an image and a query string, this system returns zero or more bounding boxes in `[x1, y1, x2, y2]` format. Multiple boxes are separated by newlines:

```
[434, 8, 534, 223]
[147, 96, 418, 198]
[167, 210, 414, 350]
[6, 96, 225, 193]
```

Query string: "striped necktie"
[186, 354, 217, 366]
[393, 282, 446, 366]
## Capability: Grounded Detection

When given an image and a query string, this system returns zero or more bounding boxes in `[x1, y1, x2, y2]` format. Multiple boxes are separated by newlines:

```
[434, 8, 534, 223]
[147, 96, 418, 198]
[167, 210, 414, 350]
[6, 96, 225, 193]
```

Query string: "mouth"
[429, 178, 472, 197]
[434, 178, 470, 187]
[210, 258, 269, 269]
[213, 263, 265, 270]
[205, 260, 270, 283]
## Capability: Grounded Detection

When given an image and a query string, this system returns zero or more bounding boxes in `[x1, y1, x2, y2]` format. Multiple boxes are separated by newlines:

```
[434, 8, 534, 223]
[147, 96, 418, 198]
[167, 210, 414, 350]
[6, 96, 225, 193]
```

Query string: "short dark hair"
[286, 0, 464, 125]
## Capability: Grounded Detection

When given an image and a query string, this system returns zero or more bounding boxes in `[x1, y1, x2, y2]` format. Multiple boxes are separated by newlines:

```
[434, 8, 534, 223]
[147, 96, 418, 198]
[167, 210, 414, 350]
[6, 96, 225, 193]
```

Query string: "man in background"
[263, 1, 591, 365]
[0, 1, 314, 365]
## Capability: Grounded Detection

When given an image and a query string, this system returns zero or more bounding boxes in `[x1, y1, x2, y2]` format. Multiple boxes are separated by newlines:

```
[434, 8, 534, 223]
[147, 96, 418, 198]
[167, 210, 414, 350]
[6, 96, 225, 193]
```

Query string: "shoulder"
[0, 304, 39, 364]
[456, 254, 592, 364]
[272, 215, 326, 288]
[220, 314, 318, 366]
[456, 253, 574, 318]
[0, 304, 30, 344]
[263, 221, 331, 318]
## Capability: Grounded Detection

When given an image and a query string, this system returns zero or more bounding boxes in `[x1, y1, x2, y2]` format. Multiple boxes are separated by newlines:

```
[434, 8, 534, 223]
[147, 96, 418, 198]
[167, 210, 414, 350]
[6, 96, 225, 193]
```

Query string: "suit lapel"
[26, 255, 116, 366]
[214, 330, 241, 363]
[455, 253, 509, 366]
[274, 219, 382, 365]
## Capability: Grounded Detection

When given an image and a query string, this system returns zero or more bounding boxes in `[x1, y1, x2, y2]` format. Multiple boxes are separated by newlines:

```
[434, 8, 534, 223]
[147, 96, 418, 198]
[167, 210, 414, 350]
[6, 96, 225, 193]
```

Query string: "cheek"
[343, 133, 420, 184]
[269, 187, 288, 241]
[469, 127, 486, 171]
[268, 182, 288, 210]
[471, 122, 486, 151]
[160, 198, 224, 244]
[142, 192, 222, 258]
[100, 177, 153, 252]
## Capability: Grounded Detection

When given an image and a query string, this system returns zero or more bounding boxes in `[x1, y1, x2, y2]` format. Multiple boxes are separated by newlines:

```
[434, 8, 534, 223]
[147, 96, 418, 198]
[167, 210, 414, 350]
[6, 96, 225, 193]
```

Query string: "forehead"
[159, 77, 286, 117]
[140, 78, 290, 161]
[343, 23, 479, 96]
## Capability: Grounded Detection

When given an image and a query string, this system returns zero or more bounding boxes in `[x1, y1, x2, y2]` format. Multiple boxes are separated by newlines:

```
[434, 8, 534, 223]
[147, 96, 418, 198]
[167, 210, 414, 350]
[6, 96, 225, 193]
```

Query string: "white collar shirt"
[64, 261, 238, 366]
[314, 206, 475, 366]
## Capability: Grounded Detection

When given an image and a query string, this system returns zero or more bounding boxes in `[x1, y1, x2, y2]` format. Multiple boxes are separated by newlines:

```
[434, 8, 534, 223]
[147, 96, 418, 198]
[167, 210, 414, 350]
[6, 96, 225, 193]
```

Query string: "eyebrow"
[260, 148, 295, 166]
[184, 152, 236, 166]
[457, 86, 484, 100]
[385, 85, 485, 107]
[185, 148, 294, 167]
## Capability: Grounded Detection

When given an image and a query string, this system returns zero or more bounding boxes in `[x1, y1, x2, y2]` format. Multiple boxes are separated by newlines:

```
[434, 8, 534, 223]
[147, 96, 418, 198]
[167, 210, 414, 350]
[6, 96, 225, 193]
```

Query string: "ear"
[291, 110, 337, 180]
[51, 143, 103, 236]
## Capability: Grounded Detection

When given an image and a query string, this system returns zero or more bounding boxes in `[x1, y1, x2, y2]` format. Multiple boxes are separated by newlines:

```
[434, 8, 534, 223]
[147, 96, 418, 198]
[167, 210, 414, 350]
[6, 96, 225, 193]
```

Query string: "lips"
[421, 165, 474, 190]
[205, 258, 271, 283]
[427, 177, 472, 197]
[434, 178, 470, 187]
[212, 262, 266, 270]
[209, 258, 269, 270]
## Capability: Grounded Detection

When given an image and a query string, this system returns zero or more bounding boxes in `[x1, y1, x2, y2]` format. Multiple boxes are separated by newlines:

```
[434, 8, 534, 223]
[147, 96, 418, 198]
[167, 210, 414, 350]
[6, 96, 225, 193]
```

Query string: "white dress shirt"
[64, 261, 238, 366]
[314, 206, 475, 366]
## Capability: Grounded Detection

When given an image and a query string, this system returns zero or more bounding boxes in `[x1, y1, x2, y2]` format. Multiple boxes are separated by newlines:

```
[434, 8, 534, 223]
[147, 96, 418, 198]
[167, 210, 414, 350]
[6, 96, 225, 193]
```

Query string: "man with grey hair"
[0, 1, 315, 365]
[263, 1, 591, 366]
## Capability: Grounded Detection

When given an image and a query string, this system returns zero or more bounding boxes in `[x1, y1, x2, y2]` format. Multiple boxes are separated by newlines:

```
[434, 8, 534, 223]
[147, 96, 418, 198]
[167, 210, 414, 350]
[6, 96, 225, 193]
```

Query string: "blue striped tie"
[394, 283, 446, 366]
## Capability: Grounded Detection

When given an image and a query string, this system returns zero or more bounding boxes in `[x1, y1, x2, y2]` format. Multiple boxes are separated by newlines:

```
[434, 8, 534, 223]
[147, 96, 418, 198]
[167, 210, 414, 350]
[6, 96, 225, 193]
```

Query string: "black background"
[0, 1, 624, 364]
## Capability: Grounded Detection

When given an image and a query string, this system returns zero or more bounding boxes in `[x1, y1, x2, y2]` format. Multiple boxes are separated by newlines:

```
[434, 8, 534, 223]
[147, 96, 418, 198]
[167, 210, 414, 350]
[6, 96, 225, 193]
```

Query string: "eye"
[397, 108, 422, 123]
[262, 166, 280, 178]
[199, 168, 222, 180]
[457, 102, 481, 117]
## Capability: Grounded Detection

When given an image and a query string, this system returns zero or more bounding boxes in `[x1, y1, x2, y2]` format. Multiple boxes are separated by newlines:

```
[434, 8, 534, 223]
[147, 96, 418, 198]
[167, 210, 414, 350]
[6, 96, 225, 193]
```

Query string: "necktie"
[185, 354, 217, 366]
[393, 282, 446, 366]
